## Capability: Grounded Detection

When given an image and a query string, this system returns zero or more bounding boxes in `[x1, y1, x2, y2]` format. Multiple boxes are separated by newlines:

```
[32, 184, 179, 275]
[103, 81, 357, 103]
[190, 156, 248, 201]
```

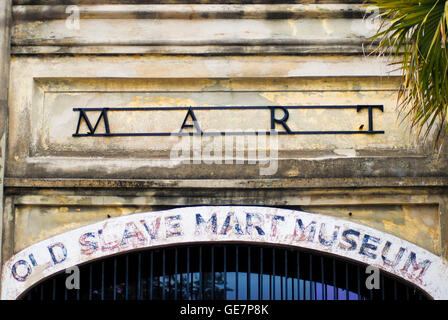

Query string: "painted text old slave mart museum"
[0, 0, 448, 301]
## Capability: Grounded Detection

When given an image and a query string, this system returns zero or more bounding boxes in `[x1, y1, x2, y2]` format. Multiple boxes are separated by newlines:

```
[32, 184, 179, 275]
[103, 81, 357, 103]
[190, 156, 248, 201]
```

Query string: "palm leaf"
[368, 0, 448, 147]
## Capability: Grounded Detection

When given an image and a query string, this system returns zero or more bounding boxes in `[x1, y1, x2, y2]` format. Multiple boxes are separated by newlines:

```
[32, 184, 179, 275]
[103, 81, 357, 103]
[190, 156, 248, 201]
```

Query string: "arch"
[2, 206, 447, 300]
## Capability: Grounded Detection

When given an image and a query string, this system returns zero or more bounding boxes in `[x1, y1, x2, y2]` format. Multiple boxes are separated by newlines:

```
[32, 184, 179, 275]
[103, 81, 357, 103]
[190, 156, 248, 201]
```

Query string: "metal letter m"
[73, 108, 110, 136]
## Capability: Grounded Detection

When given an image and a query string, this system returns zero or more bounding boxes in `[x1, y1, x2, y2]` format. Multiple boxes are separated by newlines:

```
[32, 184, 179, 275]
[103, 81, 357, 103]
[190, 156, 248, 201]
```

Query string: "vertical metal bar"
[162, 248, 166, 300]
[291, 252, 295, 301]
[190, 259, 194, 300]
[175, 248, 178, 300]
[113, 257, 117, 301]
[224, 246, 227, 300]
[125, 255, 129, 300]
[284, 249, 287, 300]
[76, 280, 80, 301]
[309, 253, 313, 300]
[247, 246, 251, 300]
[179, 249, 184, 301]
[211, 246, 215, 300]
[280, 250, 283, 300]
[393, 280, 397, 300]
[272, 248, 275, 300]
[259, 247, 263, 300]
[296, 251, 300, 301]
[168, 273, 172, 300]
[321, 256, 324, 300]
[186, 247, 190, 300]
[137, 253, 142, 300]
[235, 245, 239, 300]
[357, 265, 361, 300]
[101, 261, 105, 301]
[332, 258, 337, 300]
[89, 264, 93, 300]
[269, 249, 272, 300]
[289, 252, 294, 301]
[150, 251, 153, 300]
[199, 246, 202, 300]
[302, 253, 306, 300]
[52, 278, 56, 301]
[345, 263, 349, 300]
[280, 252, 283, 300]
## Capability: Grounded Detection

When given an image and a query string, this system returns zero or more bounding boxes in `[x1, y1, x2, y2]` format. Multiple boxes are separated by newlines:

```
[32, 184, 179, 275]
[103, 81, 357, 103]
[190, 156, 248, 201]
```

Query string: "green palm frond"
[369, 0, 448, 147]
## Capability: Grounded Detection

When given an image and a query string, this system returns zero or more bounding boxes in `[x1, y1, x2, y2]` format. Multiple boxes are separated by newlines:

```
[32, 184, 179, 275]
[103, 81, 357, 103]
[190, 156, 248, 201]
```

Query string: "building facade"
[0, 0, 447, 300]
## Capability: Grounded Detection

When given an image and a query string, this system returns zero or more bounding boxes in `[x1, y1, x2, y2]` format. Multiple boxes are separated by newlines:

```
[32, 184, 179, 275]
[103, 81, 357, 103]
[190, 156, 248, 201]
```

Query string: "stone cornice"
[5, 177, 448, 189]
[13, 4, 368, 21]
[12, 2, 379, 55]
[14, 0, 366, 5]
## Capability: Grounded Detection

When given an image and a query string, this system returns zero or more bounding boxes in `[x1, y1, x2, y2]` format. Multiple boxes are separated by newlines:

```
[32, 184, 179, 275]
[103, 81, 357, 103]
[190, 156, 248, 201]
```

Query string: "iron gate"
[21, 243, 429, 300]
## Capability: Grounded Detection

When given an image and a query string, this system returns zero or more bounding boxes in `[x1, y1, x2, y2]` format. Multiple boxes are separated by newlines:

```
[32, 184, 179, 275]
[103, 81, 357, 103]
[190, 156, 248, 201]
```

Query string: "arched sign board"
[1, 206, 448, 300]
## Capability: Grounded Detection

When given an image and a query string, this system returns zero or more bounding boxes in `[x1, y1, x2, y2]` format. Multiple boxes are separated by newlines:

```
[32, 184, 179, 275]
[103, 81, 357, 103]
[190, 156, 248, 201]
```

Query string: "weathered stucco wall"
[9, 192, 442, 255]
[2, 0, 448, 299]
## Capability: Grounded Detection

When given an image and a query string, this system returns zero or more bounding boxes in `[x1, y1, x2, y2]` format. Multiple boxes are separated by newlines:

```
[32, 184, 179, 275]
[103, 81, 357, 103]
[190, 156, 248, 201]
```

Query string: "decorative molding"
[11, 3, 380, 55]
[13, 4, 367, 21]
[13, 1, 366, 5]
[5, 177, 448, 189]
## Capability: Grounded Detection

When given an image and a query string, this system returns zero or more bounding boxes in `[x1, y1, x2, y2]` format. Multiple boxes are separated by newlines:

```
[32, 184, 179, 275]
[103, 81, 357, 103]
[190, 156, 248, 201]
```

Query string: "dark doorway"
[21, 243, 429, 300]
